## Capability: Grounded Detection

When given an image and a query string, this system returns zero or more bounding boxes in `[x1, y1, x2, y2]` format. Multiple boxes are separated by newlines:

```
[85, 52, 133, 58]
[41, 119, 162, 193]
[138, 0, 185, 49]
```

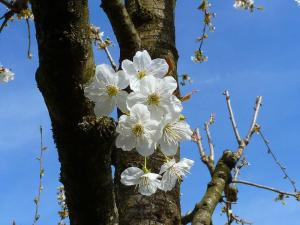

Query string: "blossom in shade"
[116, 104, 162, 156]
[158, 116, 193, 156]
[84, 64, 129, 116]
[159, 158, 194, 192]
[121, 50, 169, 91]
[121, 167, 161, 196]
[126, 75, 182, 119]
[0, 66, 14, 83]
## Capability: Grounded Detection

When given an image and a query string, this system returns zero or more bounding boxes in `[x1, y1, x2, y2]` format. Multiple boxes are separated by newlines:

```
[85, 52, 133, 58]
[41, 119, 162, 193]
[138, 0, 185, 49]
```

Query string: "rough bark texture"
[191, 151, 236, 225]
[30, 0, 117, 224]
[106, 1, 182, 224]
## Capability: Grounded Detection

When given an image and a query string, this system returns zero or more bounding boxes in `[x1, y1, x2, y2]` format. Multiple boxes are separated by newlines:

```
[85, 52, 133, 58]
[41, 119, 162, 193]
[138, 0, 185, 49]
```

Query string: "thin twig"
[98, 32, 117, 71]
[26, 18, 32, 59]
[32, 126, 47, 225]
[195, 128, 206, 159]
[235, 96, 262, 159]
[193, 128, 215, 176]
[258, 130, 298, 192]
[245, 96, 262, 143]
[232, 180, 300, 200]
[223, 90, 242, 144]
[204, 121, 214, 161]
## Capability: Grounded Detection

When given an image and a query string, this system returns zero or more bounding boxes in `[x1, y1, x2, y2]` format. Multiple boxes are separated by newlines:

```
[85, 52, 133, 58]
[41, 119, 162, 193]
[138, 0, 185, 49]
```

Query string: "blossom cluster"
[0, 65, 14, 83]
[233, 0, 254, 10]
[84, 50, 194, 196]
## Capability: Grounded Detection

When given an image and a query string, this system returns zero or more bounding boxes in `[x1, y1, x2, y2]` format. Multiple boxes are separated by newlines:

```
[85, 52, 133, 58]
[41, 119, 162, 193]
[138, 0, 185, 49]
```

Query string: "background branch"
[101, 0, 141, 60]
[232, 180, 300, 200]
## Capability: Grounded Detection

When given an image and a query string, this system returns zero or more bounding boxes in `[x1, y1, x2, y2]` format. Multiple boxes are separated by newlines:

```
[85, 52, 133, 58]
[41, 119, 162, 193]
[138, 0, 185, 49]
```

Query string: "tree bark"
[30, 1, 117, 224]
[103, 0, 181, 224]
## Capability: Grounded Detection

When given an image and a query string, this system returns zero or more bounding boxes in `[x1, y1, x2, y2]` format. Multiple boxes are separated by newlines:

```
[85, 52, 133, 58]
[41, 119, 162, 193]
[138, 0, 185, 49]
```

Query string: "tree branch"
[235, 96, 262, 159]
[232, 180, 300, 200]
[101, 0, 141, 60]
[193, 128, 215, 176]
[204, 121, 214, 162]
[223, 90, 242, 145]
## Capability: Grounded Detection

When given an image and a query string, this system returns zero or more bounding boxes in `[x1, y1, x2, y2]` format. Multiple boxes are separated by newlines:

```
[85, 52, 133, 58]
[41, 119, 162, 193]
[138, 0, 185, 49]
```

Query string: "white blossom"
[158, 116, 193, 156]
[116, 104, 162, 156]
[159, 158, 194, 192]
[233, 0, 254, 9]
[84, 64, 129, 116]
[121, 167, 161, 196]
[296, 0, 300, 6]
[127, 75, 182, 119]
[121, 50, 169, 91]
[0, 66, 14, 83]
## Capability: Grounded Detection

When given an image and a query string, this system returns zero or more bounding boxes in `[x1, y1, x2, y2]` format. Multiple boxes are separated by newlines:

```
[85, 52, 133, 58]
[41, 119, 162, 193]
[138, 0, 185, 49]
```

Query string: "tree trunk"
[30, 0, 117, 224]
[104, 0, 182, 224]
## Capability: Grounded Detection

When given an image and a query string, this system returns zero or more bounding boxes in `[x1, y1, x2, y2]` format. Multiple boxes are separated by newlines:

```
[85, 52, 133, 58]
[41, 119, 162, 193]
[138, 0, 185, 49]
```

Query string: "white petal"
[160, 171, 177, 192]
[176, 158, 194, 171]
[122, 59, 137, 77]
[160, 76, 177, 95]
[116, 70, 130, 89]
[129, 76, 142, 92]
[172, 121, 193, 141]
[96, 64, 117, 86]
[147, 58, 169, 78]
[94, 95, 115, 116]
[136, 137, 155, 157]
[159, 138, 178, 156]
[129, 104, 151, 122]
[133, 50, 152, 71]
[159, 159, 176, 174]
[138, 173, 161, 196]
[116, 90, 129, 114]
[126, 92, 147, 111]
[121, 167, 144, 186]
[116, 135, 136, 151]
[139, 75, 157, 95]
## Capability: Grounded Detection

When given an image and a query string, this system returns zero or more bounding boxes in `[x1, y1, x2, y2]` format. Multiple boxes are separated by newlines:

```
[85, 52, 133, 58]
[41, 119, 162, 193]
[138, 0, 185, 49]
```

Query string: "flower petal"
[147, 58, 169, 78]
[133, 50, 152, 71]
[116, 70, 130, 89]
[116, 134, 136, 151]
[94, 95, 115, 116]
[121, 167, 144, 186]
[122, 59, 137, 77]
[116, 90, 129, 114]
[136, 137, 155, 157]
[159, 138, 178, 156]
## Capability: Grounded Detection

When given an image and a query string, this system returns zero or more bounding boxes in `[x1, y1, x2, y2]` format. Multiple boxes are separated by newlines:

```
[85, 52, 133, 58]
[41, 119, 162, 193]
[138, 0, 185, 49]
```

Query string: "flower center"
[106, 85, 119, 97]
[132, 123, 144, 137]
[147, 93, 160, 106]
[137, 70, 146, 79]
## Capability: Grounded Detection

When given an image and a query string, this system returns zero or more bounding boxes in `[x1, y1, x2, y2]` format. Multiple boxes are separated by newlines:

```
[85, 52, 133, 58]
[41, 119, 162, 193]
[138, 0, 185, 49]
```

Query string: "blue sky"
[0, 0, 300, 224]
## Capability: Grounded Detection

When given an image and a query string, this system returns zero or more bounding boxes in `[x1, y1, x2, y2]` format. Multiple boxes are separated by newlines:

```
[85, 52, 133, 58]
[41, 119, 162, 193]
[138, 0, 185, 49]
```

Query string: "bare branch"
[258, 129, 298, 192]
[232, 180, 300, 200]
[101, 0, 141, 59]
[245, 96, 262, 143]
[32, 126, 47, 225]
[223, 90, 242, 145]
[193, 128, 215, 176]
[235, 96, 262, 159]
[204, 121, 214, 162]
